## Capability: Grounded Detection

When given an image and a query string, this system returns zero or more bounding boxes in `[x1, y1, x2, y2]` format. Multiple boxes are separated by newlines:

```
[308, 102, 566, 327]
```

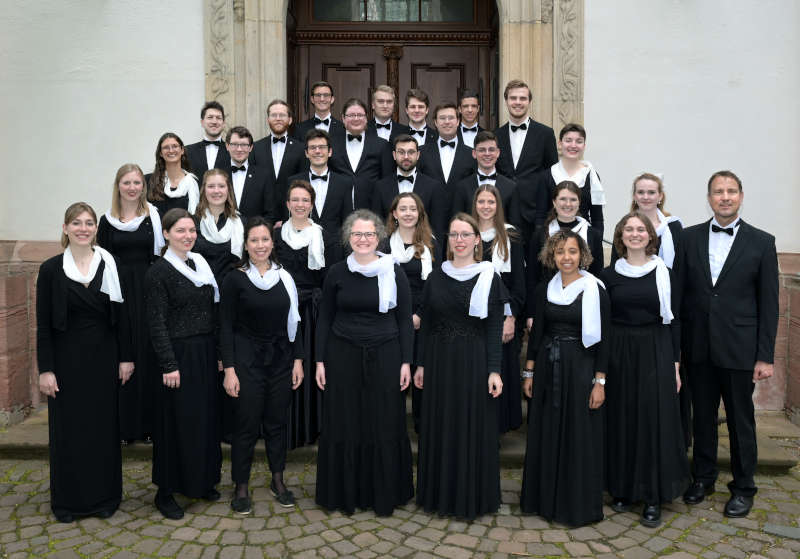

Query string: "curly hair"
[538, 229, 593, 271]
[341, 209, 386, 247]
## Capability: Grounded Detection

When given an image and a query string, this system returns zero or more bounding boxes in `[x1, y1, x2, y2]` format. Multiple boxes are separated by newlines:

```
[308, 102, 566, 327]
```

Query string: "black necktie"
[397, 175, 414, 184]
[440, 139, 455, 148]
[462, 126, 478, 133]
[347, 134, 362, 142]
[712, 223, 737, 236]
[310, 173, 328, 181]
[203, 139, 222, 146]
[313, 117, 330, 126]
[231, 165, 246, 173]
[272, 136, 286, 144]
[478, 173, 497, 182]
[510, 122, 528, 132]
[410, 129, 425, 137]
[375, 122, 391, 130]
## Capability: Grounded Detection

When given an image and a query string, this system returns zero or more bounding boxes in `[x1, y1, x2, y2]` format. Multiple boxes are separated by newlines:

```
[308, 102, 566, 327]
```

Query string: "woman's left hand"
[400, 363, 411, 391]
[412, 314, 421, 330]
[674, 362, 681, 393]
[488, 372, 503, 398]
[502, 316, 515, 344]
[292, 359, 304, 390]
[589, 382, 605, 409]
[118, 362, 134, 385]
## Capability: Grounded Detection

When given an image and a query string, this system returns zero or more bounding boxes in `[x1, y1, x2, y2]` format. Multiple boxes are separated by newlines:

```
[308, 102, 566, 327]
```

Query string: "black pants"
[688, 363, 757, 497]
[231, 336, 293, 484]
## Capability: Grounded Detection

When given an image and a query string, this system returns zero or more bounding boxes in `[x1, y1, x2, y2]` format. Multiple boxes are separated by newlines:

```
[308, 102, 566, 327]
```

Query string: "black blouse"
[194, 213, 239, 285]
[97, 215, 157, 266]
[480, 229, 525, 318]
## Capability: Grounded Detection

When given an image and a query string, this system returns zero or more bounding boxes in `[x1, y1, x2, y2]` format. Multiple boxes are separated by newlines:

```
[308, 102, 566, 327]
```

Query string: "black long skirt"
[152, 334, 222, 498]
[605, 323, 690, 503]
[287, 288, 323, 448]
[521, 337, 604, 527]
[315, 333, 413, 516]
[497, 328, 523, 433]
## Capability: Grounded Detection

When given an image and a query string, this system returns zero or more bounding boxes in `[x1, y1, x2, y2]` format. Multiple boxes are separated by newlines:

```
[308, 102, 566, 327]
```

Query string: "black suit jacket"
[451, 173, 521, 229]
[494, 119, 558, 182]
[368, 120, 410, 143]
[293, 117, 346, 143]
[186, 140, 231, 177]
[329, 131, 394, 209]
[249, 135, 306, 221]
[407, 126, 438, 148]
[228, 164, 273, 222]
[674, 219, 778, 369]
[456, 124, 484, 147]
[417, 139, 477, 209]
[371, 172, 448, 236]
[287, 170, 353, 233]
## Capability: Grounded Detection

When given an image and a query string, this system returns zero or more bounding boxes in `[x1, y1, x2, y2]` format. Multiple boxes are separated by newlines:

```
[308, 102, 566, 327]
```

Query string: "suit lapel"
[276, 138, 297, 181]
[263, 137, 277, 177]
[517, 122, 538, 170]
[697, 219, 713, 287]
[239, 169, 254, 209]
[715, 220, 749, 286]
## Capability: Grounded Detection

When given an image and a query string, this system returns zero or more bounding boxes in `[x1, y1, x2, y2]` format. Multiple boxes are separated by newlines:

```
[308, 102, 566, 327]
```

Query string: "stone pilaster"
[552, 0, 584, 132]
[204, 0, 237, 122]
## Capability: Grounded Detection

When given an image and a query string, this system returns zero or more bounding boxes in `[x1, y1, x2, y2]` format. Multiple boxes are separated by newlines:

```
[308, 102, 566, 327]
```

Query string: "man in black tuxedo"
[293, 81, 346, 142]
[404, 89, 437, 148]
[371, 134, 447, 237]
[451, 131, 521, 229]
[186, 101, 231, 177]
[457, 89, 484, 148]
[250, 99, 305, 227]
[367, 85, 410, 143]
[287, 129, 352, 234]
[494, 79, 558, 239]
[675, 170, 779, 518]
[329, 98, 394, 210]
[224, 126, 273, 222]
[418, 102, 477, 211]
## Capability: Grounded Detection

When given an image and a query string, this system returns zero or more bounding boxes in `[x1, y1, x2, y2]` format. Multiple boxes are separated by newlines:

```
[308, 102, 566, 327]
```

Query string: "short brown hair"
[287, 179, 316, 205]
[446, 213, 483, 262]
[226, 126, 253, 144]
[267, 99, 293, 119]
[393, 134, 418, 150]
[310, 81, 334, 97]
[707, 170, 742, 193]
[503, 79, 531, 100]
[61, 202, 98, 248]
[405, 89, 429, 108]
[612, 211, 659, 259]
[539, 230, 593, 270]
[341, 98, 367, 116]
[433, 102, 458, 120]
[473, 130, 498, 148]
[559, 123, 586, 141]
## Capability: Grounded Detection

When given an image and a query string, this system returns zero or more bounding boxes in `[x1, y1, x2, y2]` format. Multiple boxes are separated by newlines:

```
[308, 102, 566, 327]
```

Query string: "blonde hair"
[630, 172, 670, 215]
[195, 169, 238, 220]
[61, 202, 98, 248]
[110, 163, 148, 219]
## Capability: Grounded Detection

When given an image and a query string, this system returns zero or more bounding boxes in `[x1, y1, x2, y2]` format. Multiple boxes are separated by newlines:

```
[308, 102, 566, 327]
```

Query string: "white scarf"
[441, 260, 496, 319]
[245, 261, 301, 342]
[280, 219, 325, 270]
[389, 231, 432, 280]
[103, 202, 165, 255]
[62, 246, 123, 303]
[163, 172, 200, 214]
[548, 216, 589, 242]
[162, 247, 219, 302]
[199, 210, 244, 257]
[479, 224, 513, 274]
[346, 252, 397, 313]
[550, 160, 606, 205]
[614, 255, 674, 324]
[654, 209, 682, 268]
[546, 270, 604, 347]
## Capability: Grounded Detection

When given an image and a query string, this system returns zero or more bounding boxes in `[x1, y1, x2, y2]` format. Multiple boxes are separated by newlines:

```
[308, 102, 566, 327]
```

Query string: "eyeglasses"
[227, 142, 252, 149]
[350, 231, 377, 240]
[374, 99, 393, 105]
[447, 232, 476, 240]
[436, 115, 458, 122]
[475, 147, 498, 154]
[268, 113, 289, 120]
[306, 144, 329, 152]
[395, 149, 417, 156]
[161, 145, 182, 152]
[312, 93, 332, 99]
[344, 113, 366, 119]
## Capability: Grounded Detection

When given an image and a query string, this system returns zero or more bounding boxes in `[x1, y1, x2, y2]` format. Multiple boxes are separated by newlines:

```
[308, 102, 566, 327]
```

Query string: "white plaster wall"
[585, 1, 800, 252]
[0, 0, 205, 241]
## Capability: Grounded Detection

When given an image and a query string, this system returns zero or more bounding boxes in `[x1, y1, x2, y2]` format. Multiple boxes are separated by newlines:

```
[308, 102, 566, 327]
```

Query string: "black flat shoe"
[270, 480, 295, 508]
[724, 495, 753, 518]
[683, 481, 714, 505]
[155, 491, 184, 520]
[55, 513, 74, 523]
[640, 503, 661, 527]
[611, 497, 631, 513]
[95, 509, 114, 519]
[204, 488, 221, 502]
[231, 496, 251, 515]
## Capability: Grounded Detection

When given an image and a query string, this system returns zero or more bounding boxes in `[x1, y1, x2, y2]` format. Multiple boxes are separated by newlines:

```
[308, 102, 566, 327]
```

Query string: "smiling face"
[393, 141, 419, 172]
[343, 103, 367, 135]
[164, 217, 197, 256]
[474, 190, 497, 223]
[554, 236, 581, 275]
[287, 186, 313, 220]
[448, 219, 479, 260]
[311, 85, 334, 116]
[305, 137, 331, 169]
[505, 87, 531, 121]
[118, 171, 144, 205]
[392, 196, 419, 229]
[203, 173, 230, 210]
[349, 218, 379, 255]
[372, 90, 395, 121]
[633, 178, 663, 213]
[201, 108, 224, 139]
[160, 136, 184, 165]
[268, 103, 292, 136]
[246, 224, 273, 266]
[553, 187, 580, 221]
[435, 107, 459, 140]
[459, 96, 480, 126]
[405, 97, 429, 127]
[472, 139, 499, 171]
[708, 176, 743, 223]
[63, 211, 97, 247]
[621, 216, 651, 253]
[226, 132, 253, 165]
[559, 131, 585, 161]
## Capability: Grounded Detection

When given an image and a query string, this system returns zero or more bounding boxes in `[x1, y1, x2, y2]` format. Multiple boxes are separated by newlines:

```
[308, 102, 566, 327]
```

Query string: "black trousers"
[231, 335, 293, 484]
[688, 363, 757, 497]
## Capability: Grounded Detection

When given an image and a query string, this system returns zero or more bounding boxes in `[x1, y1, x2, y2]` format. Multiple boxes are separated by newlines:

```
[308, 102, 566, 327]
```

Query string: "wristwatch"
[592, 377, 606, 386]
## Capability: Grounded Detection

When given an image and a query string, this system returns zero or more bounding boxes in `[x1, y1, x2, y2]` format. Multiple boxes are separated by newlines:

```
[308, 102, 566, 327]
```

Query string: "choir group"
[37, 79, 779, 530]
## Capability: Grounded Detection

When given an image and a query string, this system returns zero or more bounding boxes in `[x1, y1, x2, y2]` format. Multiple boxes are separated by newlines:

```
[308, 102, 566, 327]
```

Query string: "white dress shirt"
[204, 136, 221, 170]
[314, 113, 332, 133]
[346, 132, 365, 172]
[397, 169, 417, 194]
[270, 133, 288, 179]
[460, 124, 479, 148]
[374, 118, 392, 141]
[437, 136, 458, 183]
[231, 160, 249, 206]
[310, 168, 329, 217]
[509, 117, 530, 169]
[476, 166, 497, 187]
[708, 216, 741, 285]
[409, 125, 428, 146]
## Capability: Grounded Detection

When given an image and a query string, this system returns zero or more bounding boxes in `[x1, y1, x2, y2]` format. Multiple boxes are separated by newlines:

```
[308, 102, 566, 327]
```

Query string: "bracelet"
[521, 369, 534, 379]
[592, 377, 606, 386]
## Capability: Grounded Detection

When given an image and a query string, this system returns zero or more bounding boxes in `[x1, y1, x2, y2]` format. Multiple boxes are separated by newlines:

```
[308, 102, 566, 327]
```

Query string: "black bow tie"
[313, 117, 330, 126]
[712, 223, 738, 236]
[231, 165, 246, 173]
[375, 122, 391, 130]
[397, 175, 414, 184]
[410, 129, 425, 137]
[347, 134, 362, 142]
[510, 122, 528, 132]
[478, 173, 497, 182]
[272, 136, 286, 144]
[462, 125, 478, 133]
[203, 139, 222, 146]
[440, 139, 455, 148]
[310, 173, 328, 181]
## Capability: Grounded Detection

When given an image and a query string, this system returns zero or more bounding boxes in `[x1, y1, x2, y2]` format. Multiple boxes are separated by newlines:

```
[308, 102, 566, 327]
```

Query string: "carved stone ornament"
[206, 0, 233, 102]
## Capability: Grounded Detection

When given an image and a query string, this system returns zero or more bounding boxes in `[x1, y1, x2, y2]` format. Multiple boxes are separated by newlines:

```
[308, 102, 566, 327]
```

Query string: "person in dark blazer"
[451, 130, 521, 229]
[224, 126, 273, 223]
[457, 89, 484, 148]
[372, 134, 447, 239]
[404, 89, 437, 148]
[250, 100, 306, 226]
[293, 81, 346, 142]
[185, 101, 231, 177]
[494, 79, 559, 240]
[287, 129, 353, 235]
[368, 85, 410, 143]
[329, 98, 394, 210]
[675, 170, 779, 519]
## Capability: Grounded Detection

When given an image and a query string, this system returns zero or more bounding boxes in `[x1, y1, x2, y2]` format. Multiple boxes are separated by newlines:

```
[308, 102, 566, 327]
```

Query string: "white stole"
[655, 209, 682, 268]
[162, 248, 219, 302]
[163, 172, 200, 214]
[550, 160, 606, 205]
[546, 270, 604, 347]
[548, 216, 589, 242]
[441, 260, 496, 319]
[62, 246, 123, 303]
[280, 220, 325, 270]
[479, 224, 513, 274]
[245, 262, 301, 342]
[614, 255, 674, 324]
[199, 210, 244, 257]
[346, 252, 397, 313]
[389, 231, 432, 280]
[103, 202, 165, 255]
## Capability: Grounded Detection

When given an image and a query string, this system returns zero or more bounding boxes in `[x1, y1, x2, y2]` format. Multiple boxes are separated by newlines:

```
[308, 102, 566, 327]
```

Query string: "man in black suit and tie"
[287, 129, 352, 235]
[224, 126, 273, 222]
[185, 101, 231, 177]
[451, 131, 521, 229]
[367, 85, 410, 143]
[495, 79, 558, 240]
[457, 89, 484, 148]
[371, 134, 447, 237]
[675, 170, 779, 518]
[404, 89, 437, 148]
[250, 99, 306, 227]
[292, 81, 346, 142]
[329, 98, 394, 210]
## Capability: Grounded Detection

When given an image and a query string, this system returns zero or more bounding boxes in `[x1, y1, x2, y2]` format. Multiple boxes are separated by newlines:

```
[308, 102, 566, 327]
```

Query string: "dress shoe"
[640, 503, 661, 527]
[683, 481, 714, 505]
[155, 491, 184, 520]
[610, 497, 631, 513]
[204, 487, 221, 502]
[54, 513, 74, 523]
[95, 509, 114, 519]
[724, 495, 753, 518]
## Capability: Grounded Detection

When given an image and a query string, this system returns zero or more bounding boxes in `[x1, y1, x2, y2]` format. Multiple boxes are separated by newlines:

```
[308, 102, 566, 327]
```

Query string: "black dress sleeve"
[114, 266, 134, 363]
[219, 271, 240, 369]
[593, 287, 611, 375]
[527, 282, 546, 362]
[668, 267, 681, 362]
[587, 229, 605, 277]
[486, 275, 504, 374]
[145, 265, 178, 374]
[582, 172, 604, 237]
[315, 263, 339, 362]
[416, 276, 432, 366]
[292, 324, 305, 360]
[394, 264, 414, 364]
[525, 230, 545, 319]
[96, 216, 112, 251]
[35, 260, 56, 374]
[506, 234, 526, 317]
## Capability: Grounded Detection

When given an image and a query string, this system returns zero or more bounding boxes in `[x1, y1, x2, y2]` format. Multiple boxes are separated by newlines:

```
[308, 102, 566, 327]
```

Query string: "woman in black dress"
[381, 192, 439, 433]
[147, 132, 199, 217]
[521, 230, 609, 527]
[472, 185, 525, 433]
[314, 209, 414, 516]
[145, 208, 222, 519]
[193, 169, 243, 285]
[600, 212, 689, 527]
[415, 213, 505, 520]
[221, 217, 304, 514]
[98, 163, 164, 444]
[38, 202, 133, 522]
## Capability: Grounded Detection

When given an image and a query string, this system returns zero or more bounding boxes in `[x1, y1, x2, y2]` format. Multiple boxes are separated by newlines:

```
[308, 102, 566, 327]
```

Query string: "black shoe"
[54, 513, 74, 523]
[640, 503, 661, 527]
[270, 480, 295, 508]
[231, 496, 252, 515]
[95, 509, 114, 519]
[724, 495, 753, 518]
[155, 491, 184, 520]
[204, 488, 221, 502]
[143, 435, 153, 445]
[610, 497, 631, 513]
[683, 481, 714, 505]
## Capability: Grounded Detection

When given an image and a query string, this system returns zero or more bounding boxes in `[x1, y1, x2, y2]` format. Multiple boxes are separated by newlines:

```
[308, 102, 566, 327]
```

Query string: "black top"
[97, 216, 158, 265]
[539, 170, 605, 236]
[378, 237, 442, 315]
[274, 229, 340, 289]
[610, 219, 683, 267]
[193, 213, 239, 285]
[315, 261, 413, 362]
[481, 230, 525, 318]
[145, 258, 217, 373]
[219, 269, 305, 367]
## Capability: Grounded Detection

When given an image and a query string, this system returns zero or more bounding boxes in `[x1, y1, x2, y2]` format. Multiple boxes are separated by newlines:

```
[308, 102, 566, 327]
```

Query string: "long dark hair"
[471, 184, 516, 262]
[148, 132, 191, 202]
[384, 192, 435, 260]
[234, 216, 280, 269]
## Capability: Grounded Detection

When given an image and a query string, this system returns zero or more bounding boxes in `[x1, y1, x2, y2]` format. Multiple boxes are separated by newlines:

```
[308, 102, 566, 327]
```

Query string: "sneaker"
[270, 480, 296, 508]
[231, 496, 252, 515]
